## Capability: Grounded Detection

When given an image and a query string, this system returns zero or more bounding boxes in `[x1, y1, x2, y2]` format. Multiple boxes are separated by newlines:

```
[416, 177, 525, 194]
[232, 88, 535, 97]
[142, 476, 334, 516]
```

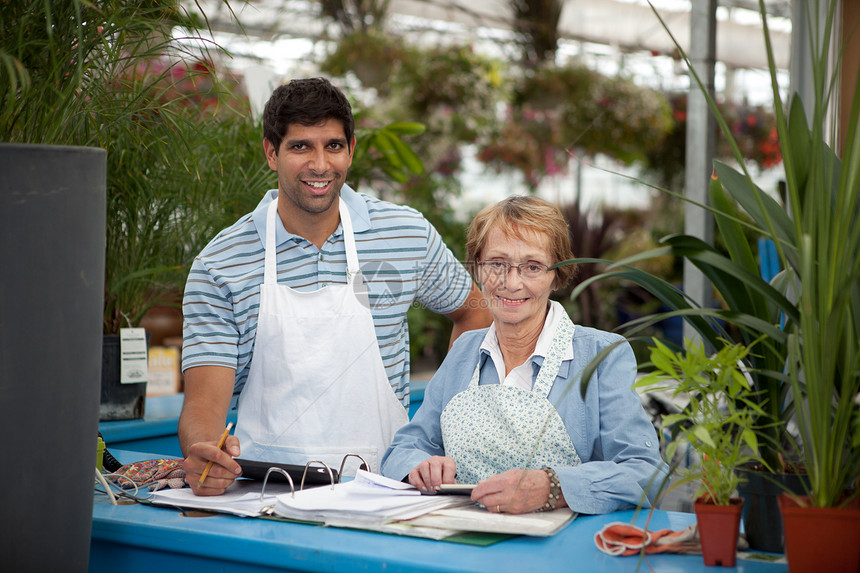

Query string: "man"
[179, 78, 489, 495]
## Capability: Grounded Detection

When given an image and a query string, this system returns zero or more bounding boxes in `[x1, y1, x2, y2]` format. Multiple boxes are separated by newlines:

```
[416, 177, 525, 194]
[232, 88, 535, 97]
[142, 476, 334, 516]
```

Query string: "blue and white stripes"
[182, 187, 472, 408]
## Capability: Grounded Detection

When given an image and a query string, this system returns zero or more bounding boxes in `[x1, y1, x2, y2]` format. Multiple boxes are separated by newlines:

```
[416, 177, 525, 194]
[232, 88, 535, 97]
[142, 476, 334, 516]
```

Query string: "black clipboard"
[236, 458, 339, 486]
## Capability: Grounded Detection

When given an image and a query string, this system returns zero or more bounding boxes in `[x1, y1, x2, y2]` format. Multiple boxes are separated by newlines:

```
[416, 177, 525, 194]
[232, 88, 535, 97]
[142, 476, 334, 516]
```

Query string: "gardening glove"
[110, 459, 186, 491]
[595, 522, 703, 556]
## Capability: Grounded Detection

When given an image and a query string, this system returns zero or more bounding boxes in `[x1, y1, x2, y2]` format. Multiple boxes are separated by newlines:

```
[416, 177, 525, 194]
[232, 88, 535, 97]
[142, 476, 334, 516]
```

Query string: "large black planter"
[736, 465, 809, 553]
[0, 144, 106, 571]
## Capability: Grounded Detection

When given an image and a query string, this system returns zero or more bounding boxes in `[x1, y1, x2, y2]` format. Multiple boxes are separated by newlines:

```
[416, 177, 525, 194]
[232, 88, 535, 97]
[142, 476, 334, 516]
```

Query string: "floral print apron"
[440, 312, 581, 484]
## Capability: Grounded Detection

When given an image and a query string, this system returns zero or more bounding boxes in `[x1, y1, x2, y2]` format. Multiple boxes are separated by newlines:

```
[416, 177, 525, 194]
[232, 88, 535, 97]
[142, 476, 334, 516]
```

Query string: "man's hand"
[408, 455, 457, 492]
[471, 468, 566, 515]
[179, 365, 240, 496]
[183, 435, 242, 496]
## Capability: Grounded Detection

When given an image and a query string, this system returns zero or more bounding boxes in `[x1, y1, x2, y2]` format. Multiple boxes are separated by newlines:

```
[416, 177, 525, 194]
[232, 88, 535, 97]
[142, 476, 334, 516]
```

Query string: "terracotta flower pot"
[694, 497, 744, 567]
[779, 494, 860, 573]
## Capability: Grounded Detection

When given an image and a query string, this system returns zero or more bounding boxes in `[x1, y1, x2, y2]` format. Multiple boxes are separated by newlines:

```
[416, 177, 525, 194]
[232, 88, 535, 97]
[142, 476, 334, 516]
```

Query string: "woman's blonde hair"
[465, 195, 577, 289]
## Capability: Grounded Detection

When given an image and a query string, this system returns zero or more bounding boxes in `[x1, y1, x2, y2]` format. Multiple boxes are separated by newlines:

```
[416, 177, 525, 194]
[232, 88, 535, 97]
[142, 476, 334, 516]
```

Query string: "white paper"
[150, 471, 576, 539]
[405, 505, 576, 537]
[149, 479, 294, 517]
[352, 469, 417, 491]
[272, 473, 469, 524]
[120, 327, 148, 384]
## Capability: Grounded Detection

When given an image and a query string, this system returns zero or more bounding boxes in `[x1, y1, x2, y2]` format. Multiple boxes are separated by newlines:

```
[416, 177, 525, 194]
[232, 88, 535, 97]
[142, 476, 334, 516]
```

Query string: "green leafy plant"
[3, 1, 433, 337]
[396, 44, 503, 148]
[565, 176, 799, 474]
[635, 338, 769, 505]
[1, 0, 251, 333]
[569, 0, 859, 508]
[768, 2, 860, 508]
[349, 121, 426, 190]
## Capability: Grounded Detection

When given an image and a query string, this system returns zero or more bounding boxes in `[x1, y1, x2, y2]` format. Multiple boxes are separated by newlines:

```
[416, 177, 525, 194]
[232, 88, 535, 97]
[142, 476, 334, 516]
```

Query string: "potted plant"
[567, 0, 859, 562]
[635, 338, 769, 567]
[0, 0, 257, 420]
[0, 0, 174, 567]
[4, 0, 432, 421]
[319, 30, 412, 93]
[760, 2, 860, 568]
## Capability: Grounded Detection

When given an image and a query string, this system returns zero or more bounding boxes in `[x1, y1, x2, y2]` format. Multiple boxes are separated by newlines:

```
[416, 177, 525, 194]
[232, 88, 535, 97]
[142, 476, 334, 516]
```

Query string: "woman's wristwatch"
[538, 467, 561, 512]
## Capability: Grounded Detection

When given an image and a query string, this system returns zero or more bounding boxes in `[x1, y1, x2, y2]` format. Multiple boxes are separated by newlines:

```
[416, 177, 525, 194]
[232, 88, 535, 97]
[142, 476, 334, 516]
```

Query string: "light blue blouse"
[381, 323, 669, 515]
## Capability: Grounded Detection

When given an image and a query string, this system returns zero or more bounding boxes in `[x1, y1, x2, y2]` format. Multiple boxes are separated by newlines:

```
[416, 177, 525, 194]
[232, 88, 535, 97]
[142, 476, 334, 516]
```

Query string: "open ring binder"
[260, 467, 295, 502]
[237, 454, 369, 492]
[251, 459, 352, 515]
[148, 455, 577, 539]
[301, 460, 336, 491]
[337, 454, 369, 483]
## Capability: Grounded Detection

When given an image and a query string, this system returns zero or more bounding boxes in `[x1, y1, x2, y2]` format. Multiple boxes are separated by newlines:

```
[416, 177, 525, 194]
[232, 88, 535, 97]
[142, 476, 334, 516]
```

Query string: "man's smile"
[302, 179, 334, 194]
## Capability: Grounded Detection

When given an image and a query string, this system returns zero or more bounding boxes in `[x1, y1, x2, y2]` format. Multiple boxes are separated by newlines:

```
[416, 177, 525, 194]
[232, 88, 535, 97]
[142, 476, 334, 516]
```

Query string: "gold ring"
[496, 505, 501, 513]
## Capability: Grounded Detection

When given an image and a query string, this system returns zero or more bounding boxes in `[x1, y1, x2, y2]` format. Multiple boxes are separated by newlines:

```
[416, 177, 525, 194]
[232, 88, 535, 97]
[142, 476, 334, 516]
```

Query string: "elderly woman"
[381, 196, 667, 515]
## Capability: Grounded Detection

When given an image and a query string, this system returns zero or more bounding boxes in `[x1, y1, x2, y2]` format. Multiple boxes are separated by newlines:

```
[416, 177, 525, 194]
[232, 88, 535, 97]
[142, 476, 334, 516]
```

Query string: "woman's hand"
[408, 456, 457, 492]
[471, 468, 566, 514]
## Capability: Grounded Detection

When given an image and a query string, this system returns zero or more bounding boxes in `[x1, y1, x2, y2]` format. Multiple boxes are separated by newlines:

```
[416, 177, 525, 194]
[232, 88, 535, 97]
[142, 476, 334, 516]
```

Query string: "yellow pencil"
[197, 422, 233, 489]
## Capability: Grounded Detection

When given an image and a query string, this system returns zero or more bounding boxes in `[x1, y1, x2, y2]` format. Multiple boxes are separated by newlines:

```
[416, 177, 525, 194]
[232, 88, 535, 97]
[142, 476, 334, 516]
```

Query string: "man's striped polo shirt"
[181, 187, 472, 409]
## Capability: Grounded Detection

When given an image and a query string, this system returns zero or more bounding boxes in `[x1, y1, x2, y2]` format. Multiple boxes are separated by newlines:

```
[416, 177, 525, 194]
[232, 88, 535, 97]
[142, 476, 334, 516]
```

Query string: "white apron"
[440, 312, 582, 484]
[233, 197, 408, 473]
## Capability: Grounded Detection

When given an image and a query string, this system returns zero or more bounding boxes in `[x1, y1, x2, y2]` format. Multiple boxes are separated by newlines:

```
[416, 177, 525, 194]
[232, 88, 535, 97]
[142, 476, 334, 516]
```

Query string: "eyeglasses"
[477, 260, 552, 279]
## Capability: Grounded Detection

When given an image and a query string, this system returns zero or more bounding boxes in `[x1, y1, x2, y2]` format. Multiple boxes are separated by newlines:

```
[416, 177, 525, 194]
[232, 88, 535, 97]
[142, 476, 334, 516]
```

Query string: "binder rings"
[147, 459, 577, 541]
[236, 452, 370, 487]
[236, 459, 337, 486]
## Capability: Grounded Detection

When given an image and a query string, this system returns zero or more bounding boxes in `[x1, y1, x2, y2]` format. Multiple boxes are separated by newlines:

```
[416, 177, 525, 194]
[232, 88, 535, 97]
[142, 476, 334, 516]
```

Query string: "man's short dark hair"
[262, 77, 355, 153]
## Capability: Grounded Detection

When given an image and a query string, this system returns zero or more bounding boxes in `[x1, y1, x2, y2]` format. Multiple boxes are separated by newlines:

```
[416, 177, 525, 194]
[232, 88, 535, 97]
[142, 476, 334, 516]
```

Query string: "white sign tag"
[120, 327, 149, 384]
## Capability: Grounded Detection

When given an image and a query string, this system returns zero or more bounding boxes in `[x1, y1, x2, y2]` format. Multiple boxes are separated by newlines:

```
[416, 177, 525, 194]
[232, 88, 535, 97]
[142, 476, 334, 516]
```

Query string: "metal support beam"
[789, 0, 838, 135]
[682, 0, 717, 347]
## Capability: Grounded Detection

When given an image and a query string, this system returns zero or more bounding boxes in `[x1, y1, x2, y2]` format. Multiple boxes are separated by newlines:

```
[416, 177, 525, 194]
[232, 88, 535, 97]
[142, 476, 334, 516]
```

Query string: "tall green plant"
[768, 0, 860, 508]
[3, 1, 430, 335]
[1, 1, 203, 145]
[568, 0, 860, 507]
[2, 0, 247, 333]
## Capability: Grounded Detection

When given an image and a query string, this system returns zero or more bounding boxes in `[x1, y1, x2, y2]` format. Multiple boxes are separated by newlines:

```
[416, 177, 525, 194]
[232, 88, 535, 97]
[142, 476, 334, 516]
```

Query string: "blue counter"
[99, 394, 195, 457]
[91, 489, 785, 573]
[95, 395, 785, 573]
